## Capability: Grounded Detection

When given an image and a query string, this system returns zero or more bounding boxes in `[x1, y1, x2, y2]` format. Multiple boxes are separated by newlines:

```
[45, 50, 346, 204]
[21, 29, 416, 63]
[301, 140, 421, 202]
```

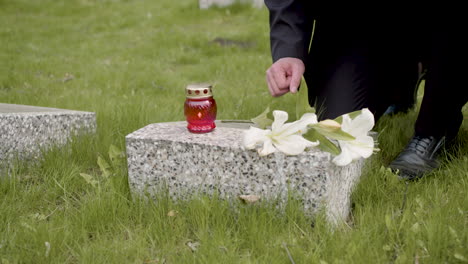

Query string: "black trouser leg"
[305, 19, 419, 121]
[415, 21, 468, 139]
[312, 50, 385, 121]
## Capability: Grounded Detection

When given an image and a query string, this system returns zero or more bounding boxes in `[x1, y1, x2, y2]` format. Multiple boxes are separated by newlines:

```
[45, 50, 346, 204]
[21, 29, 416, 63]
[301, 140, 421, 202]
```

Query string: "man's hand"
[266, 57, 305, 97]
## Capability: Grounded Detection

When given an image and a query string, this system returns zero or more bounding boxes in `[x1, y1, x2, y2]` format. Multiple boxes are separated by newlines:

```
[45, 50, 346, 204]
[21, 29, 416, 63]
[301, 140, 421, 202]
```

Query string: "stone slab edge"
[0, 104, 97, 168]
[125, 121, 365, 223]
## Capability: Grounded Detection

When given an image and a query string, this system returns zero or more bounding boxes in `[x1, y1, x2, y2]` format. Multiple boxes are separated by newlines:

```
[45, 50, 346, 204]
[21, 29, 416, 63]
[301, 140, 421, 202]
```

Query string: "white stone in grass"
[125, 121, 370, 225]
[0, 103, 96, 169]
[199, 0, 264, 9]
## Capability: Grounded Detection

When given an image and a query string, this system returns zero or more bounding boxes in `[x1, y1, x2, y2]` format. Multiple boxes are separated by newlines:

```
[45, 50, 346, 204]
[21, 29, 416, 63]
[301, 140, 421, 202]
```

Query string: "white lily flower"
[243, 110, 319, 156]
[332, 108, 375, 166]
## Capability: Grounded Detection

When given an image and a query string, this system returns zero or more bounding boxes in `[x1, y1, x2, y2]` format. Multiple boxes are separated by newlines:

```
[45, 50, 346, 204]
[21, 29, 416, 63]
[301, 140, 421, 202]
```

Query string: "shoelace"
[407, 136, 434, 155]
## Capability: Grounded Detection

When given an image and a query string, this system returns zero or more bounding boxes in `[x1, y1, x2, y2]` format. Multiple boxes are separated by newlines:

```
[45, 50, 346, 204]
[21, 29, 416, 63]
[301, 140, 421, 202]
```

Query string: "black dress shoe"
[389, 135, 446, 180]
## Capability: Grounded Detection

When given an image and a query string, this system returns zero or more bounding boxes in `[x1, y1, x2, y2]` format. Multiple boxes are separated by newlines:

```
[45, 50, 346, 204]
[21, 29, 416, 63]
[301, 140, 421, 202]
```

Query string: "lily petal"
[332, 108, 376, 166]
[341, 142, 363, 161]
[259, 139, 276, 156]
[341, 114, 352, 132]
[274, 134, 319, 155]
[346, 135, 374, 158]
[243, 127, 270, 149]
[344, 108, 374, 137]
[332, 145, 353, 166]
[272, 110, 289, 131]
[278, 112, 318, 135]
[244, 110, 320, 157]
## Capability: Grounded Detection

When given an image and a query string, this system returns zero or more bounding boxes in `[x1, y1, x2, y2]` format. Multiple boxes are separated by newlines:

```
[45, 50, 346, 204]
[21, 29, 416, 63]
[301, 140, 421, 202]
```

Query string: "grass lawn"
[1, 0, 467, 263]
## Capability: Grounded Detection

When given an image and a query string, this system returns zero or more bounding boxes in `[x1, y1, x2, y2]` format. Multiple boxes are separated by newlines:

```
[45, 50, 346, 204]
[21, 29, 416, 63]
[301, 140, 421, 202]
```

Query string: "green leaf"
[385, 214, 393, 231]
[29, 213, 47, 221]
[309, 124, 355, 141]
[109, 144, 124, 164]
[97, 156, 111, 178]
[415, 197, 425, 209]
[20, 222, 37, 232]
[448, 226, 459, 239]
[348, 109, 363, 119]
[334, 109, 363, 124]
[303, 129, 340, 155]
[410, 222, 420, 233]
[416, 239, 425, 249]
[295, 82, 315, 120]
[80, 173, 98, 187]
[454, 253, 468, 262]
[382, 244, 392, 251]
[251, 106, 273, 129]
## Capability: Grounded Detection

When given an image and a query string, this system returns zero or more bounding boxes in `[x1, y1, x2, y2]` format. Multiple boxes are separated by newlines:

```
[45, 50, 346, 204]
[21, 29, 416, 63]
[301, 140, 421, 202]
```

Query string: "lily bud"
[318, 119, 341, 130]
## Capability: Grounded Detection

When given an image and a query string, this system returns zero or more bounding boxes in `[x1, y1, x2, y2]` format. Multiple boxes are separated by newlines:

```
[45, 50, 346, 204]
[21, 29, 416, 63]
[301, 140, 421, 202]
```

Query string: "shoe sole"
[391, 166, 423, 180]
[388, 162, 436, 181]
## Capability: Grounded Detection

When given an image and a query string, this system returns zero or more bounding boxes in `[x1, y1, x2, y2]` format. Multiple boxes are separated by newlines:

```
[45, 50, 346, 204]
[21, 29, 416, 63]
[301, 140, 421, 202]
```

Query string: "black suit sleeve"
[264, 0, 314, 63]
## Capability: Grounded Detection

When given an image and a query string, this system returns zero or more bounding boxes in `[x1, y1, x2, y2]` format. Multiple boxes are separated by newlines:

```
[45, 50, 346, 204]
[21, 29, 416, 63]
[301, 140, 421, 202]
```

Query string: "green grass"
[1, 0, 467, 263]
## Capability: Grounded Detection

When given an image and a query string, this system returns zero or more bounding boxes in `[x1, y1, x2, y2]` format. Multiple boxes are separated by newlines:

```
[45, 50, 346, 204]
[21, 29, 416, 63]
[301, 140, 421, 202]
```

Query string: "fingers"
[266, 74, 289, 97]
[266, 67, 289, 97]
[289, 63, 304, 94]
[265, 57, 305, 97]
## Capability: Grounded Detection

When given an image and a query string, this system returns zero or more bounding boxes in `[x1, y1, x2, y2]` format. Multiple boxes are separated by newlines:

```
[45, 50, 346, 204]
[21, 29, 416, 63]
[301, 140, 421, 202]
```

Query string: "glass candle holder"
[184, 83, 217, 133]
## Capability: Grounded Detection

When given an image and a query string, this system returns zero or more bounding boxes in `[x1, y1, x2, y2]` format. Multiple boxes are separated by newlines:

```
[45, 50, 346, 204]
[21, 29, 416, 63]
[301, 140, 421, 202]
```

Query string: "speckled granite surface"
[0, 103, 96, 167]
[126, 121, 366, 223]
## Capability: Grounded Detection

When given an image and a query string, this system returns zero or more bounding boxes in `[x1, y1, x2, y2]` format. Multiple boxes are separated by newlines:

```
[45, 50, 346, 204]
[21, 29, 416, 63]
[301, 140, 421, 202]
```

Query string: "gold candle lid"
[186, 83, 213, 99]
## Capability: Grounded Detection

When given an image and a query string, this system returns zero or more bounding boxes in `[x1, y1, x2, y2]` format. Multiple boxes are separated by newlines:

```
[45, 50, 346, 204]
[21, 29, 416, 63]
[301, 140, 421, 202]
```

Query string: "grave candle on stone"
[184, 83, 217, 133]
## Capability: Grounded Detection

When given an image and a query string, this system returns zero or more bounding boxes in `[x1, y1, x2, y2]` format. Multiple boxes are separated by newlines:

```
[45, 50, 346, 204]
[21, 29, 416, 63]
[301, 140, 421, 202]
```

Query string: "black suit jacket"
[264, 1, 417, 63]
[263, 1, 413, 107]
[264, 0, 314, 63]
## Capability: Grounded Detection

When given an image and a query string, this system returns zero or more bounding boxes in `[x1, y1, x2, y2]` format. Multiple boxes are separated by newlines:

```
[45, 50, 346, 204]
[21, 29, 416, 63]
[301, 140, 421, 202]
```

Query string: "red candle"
[184, 83, 217, 133]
